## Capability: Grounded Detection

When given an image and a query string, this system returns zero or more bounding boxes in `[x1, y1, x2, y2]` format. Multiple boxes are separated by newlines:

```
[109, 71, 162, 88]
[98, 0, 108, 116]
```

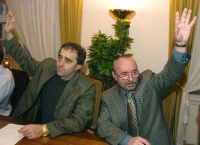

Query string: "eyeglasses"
[113, 70, 140, 80]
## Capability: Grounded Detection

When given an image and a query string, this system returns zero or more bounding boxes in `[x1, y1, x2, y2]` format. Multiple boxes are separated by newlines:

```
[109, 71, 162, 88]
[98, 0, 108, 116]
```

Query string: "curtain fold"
[176, 7, 200, 144]
[59, 0, 83, 44]
[169, 1, 200, 144]
[6, 0, 61, 61]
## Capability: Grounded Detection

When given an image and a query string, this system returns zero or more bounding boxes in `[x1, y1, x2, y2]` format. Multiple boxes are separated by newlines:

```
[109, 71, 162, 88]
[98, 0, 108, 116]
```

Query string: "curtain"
[176, 7, 200, 145]
[58, 0, 83, 44]
[169, 1, 200, 144]
[6, 0, 61, 61]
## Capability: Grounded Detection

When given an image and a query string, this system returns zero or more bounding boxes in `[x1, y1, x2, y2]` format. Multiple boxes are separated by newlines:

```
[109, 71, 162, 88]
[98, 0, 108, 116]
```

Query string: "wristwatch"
[42, 124, 48, 137]
[175, 41, 188, 47]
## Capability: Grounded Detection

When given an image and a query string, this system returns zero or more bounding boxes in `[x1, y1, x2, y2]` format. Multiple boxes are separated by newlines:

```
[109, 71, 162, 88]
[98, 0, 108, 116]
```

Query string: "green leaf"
[87, 20, 134, 89]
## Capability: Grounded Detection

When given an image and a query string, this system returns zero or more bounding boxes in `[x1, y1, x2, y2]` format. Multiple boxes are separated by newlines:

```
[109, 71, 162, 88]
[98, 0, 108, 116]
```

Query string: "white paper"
[0, 123, 24, 145]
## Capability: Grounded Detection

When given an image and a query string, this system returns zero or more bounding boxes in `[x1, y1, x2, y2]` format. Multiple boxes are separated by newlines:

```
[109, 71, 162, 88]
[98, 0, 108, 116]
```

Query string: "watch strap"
[42, 124, 48, 137]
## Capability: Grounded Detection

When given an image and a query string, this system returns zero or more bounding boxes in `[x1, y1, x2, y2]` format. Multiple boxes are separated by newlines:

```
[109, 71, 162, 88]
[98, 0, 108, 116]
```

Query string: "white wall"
[81, 0, 169, 74]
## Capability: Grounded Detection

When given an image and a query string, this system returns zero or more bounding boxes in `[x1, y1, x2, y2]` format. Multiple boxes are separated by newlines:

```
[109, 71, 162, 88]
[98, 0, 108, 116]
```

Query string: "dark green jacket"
[3, 38, 95, 138]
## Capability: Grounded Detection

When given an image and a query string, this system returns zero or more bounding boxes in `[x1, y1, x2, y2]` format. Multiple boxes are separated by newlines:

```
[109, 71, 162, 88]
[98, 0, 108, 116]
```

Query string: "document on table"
[0, 123, 24, 145]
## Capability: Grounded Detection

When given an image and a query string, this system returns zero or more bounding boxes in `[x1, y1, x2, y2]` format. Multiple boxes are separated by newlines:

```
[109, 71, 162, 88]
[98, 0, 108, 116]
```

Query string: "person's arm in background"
[3, 11, 40, 75]
[3, 11, 15, 41]
[0, 68, 14, 103]
[0, 67, 15, 116]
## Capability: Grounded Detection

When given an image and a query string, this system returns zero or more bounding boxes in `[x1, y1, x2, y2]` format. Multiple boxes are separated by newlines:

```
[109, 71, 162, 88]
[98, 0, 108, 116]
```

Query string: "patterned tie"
[126, 91, 137, 136]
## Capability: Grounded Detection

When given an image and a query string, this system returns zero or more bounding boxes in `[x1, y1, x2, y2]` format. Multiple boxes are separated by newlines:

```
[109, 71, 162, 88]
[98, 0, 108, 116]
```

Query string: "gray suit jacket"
[3, 38, 96, 138]
[97, 56, 189, 145]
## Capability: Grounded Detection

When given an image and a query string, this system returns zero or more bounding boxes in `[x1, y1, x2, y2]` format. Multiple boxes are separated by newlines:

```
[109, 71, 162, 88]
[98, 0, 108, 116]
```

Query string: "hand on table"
[128, 136, 151, 145]
[18, 124, 43, 139]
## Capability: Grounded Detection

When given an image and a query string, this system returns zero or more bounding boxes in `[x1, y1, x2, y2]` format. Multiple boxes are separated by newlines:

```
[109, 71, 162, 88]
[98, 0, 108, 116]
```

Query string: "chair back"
[87, 75, 104, 130]
[9, 69, 30, 116]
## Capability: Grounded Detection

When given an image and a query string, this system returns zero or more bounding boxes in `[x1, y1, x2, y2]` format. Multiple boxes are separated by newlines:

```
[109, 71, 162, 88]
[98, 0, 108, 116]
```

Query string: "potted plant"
[87, 20, 133, 89]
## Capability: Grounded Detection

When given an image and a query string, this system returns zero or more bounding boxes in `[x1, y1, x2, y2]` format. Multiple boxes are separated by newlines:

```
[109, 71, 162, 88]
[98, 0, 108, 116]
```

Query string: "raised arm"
[174, 8, 197, 53]
[3, 11, 15, 41]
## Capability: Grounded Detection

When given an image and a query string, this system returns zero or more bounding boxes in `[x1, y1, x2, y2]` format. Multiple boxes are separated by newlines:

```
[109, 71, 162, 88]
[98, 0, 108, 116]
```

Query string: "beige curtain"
[169, 1, 200, 144]
[6, 0, 61, 62]
[176, 7, 200, 144]
[59, 0, 83, 44]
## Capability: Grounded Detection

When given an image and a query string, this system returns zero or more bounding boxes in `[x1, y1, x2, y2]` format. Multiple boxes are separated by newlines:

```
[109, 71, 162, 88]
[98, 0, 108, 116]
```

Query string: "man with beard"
[96, 8, 197, 145]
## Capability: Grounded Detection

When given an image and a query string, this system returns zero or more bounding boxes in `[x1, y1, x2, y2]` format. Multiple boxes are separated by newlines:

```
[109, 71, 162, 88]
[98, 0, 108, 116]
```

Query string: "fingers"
[18, 125, 29, 135]
[19, 130, 35, 139]
[174, 8, 197, 43]
[139, 137, 151, 145]
[6, 11, 14, 23]
[179, 8, 197, 26]
[184, 9, 192, 24]
[4, 11, 15, 40]
[8, 11, 15, 23]
[18, 124, 43, 139]
[129, 136, 151, 145]
[176, 8, 196, 26]
[175, 11, 180, 26]
[180, 8, 188, 23]
[189, 16, 197, 28]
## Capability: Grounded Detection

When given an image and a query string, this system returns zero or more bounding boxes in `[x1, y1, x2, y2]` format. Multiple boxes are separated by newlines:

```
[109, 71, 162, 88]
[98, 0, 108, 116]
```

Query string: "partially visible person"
[96, 8, 197, 145]
[3, 11, 96, 139]
[0, 45, 15, 116]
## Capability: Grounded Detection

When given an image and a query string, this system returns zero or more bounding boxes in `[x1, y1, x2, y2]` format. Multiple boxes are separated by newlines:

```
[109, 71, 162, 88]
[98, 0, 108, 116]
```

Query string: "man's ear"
[75, 64, 82, 71]
[112, 71, 117, 81]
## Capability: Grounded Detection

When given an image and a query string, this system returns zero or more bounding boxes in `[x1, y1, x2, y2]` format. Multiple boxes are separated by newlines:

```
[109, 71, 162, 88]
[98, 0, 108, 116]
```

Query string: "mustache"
[127, 80, 138, 84]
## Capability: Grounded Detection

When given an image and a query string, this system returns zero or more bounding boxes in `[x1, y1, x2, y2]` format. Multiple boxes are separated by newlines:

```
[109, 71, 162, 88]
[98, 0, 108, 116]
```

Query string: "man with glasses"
[96, 8, 197, 145]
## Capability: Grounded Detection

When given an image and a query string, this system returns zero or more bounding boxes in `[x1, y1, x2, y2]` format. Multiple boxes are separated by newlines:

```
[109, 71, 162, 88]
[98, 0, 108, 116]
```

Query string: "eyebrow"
[118, 69, 138, 73]
[58, 54, 73, 62]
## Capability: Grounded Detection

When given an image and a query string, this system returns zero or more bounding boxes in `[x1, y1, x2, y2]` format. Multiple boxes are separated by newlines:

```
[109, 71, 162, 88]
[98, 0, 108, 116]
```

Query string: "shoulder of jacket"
[139, 69, 154, 81]
[101, 85, 118, 99]
[71, 72, 96, 89]
[41, 58, 56, 64]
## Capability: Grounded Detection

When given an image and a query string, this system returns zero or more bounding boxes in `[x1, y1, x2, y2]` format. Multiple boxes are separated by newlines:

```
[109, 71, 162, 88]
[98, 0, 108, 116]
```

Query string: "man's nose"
[58, 59, 64, 66]
[127, 73, 139, 81]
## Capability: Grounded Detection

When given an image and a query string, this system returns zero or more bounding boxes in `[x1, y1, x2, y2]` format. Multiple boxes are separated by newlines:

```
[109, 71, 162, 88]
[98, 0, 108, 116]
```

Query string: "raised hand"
[3, 11, 15, 40]
[174, 8, 197, 43]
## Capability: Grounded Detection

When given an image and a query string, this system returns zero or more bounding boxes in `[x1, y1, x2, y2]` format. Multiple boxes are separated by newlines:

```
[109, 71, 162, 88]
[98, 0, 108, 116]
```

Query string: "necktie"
[126, 92, 137, 136]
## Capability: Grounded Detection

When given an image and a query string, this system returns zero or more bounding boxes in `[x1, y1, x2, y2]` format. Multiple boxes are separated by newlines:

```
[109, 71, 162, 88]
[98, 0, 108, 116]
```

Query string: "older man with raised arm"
[96, 8, 197, 145]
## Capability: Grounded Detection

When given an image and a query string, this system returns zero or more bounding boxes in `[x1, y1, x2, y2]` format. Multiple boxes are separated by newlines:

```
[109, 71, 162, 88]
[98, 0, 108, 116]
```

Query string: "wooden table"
[0, 115, 109, 145]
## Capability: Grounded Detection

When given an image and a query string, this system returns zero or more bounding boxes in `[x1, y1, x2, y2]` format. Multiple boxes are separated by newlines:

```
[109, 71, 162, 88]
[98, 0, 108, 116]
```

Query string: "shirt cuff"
[173, 50, 191, 63]
[119, 135, 132, 145]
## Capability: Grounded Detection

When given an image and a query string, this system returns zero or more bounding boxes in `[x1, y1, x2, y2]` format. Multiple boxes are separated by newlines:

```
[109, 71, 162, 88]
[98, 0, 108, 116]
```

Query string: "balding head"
[113, 55, 138, 72]
[112, 55, 139, 91]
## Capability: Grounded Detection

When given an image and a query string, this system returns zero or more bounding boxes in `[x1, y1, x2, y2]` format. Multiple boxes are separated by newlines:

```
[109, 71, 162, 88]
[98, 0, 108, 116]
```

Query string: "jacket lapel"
[55, 71, 80, 110]
[35, 65, 57, 96]
[113, 86, 127, 129]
